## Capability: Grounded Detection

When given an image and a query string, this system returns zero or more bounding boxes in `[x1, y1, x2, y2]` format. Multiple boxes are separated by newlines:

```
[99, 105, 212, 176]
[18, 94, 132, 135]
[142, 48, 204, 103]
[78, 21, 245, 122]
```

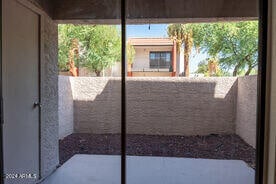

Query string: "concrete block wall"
[59, 77, 237, 136]
[58, 76, 257, 147]
[58, 76, 74, 139]
[71, 77, 121, 134]
[126, 77, 237, 135]
[235, 75, 257, 148]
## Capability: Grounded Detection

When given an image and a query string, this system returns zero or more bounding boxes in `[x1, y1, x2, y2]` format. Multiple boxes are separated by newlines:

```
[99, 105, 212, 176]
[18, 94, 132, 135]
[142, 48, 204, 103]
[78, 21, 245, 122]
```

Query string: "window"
[150, 52, 172, 69]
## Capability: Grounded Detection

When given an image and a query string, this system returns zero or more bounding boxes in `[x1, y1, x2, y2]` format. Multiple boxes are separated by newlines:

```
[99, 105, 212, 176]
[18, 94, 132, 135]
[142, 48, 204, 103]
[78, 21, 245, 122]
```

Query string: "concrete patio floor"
[41, 154, 255, 184]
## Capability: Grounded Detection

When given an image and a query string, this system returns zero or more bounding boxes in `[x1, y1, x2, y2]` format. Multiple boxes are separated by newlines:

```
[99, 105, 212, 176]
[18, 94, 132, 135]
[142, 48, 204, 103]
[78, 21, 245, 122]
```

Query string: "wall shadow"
[72, 77, 238, 136]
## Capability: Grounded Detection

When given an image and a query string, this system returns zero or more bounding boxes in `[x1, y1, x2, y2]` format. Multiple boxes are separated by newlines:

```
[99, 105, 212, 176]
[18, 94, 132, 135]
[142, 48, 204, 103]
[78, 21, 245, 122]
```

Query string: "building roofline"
[128, 37, 174, 46]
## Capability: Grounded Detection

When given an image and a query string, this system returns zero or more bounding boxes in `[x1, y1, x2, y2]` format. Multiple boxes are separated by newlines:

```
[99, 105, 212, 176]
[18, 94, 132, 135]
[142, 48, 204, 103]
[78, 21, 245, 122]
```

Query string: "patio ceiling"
[36, 0, 258, 24]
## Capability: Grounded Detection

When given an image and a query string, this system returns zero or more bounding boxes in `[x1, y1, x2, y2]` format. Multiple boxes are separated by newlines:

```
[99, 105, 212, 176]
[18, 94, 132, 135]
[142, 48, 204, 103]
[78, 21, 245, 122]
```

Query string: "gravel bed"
[59, 133, 255, 168]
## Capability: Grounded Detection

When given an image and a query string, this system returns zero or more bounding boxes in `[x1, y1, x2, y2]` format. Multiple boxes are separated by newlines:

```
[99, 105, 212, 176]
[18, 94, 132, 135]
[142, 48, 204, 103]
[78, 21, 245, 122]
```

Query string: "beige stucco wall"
[126, 77, 237, 135]
[61, 77, 239, 135]
[235, 75, 257, 148]
[71, 77, 121, 133]
[40, 14, 59, 178]
[59, 76, 258, 147]
[58, 76, 74, 139]
[132, 46, 173, 71]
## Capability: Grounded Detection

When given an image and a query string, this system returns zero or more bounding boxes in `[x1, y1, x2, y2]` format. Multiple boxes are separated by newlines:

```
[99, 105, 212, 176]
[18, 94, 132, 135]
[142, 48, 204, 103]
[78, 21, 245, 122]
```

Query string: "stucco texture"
[71, 77, 122, 134]
[59, 76, 257, 147]
[40, 16, 59, 178]
[59, 76, 74, 139]
[60, 77, 240, 136]
[235, 75, 257, 148]
[126, 77, 237, 135]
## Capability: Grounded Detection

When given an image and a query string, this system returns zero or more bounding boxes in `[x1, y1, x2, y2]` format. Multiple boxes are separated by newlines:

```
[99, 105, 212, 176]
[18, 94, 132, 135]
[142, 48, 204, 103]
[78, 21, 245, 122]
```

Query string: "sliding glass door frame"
[120, 0, 269, 184]
[0, 0, 269, 183]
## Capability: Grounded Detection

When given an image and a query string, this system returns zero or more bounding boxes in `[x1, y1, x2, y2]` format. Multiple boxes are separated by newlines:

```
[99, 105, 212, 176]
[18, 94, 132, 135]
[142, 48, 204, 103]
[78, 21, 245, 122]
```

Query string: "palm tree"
[167, 24, 193, 77]
[68, 38, 79, 77]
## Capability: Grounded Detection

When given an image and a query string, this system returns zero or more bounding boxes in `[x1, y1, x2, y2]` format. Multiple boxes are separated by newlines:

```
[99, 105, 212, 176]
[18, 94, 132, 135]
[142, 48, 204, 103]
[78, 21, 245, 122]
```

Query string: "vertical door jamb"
[121, 0, 126, 183]
[0, 0, 3, 183]
[256, 0, 269, 183]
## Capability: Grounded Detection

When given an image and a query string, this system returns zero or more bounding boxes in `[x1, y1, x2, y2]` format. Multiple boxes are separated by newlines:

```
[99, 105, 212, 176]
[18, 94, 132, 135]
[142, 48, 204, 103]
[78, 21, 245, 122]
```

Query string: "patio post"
[172, 40, 177, 76]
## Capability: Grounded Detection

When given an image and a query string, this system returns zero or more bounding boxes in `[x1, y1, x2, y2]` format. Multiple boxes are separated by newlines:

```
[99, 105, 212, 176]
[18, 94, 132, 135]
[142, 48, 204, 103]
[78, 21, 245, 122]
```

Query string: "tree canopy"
[167, 24, 193, 76]
[58, 24, 121, 76]
[196, 58, 230, 77]
[190, 21, 259, 76]
[127, 43, 135, 64]
[167, 21, 258, 76]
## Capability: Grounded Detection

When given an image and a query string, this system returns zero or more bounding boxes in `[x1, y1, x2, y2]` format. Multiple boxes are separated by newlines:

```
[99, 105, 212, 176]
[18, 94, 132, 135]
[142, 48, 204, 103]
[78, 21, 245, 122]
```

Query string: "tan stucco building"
[128, 38, 184, 77]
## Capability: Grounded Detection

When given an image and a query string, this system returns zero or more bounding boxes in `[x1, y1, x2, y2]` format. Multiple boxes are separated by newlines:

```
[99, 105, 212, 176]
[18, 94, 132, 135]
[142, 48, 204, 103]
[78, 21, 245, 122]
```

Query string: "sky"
[126, 24, 208, 73]
[127, 24, 168, 38]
